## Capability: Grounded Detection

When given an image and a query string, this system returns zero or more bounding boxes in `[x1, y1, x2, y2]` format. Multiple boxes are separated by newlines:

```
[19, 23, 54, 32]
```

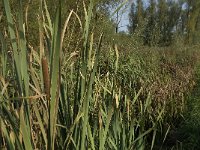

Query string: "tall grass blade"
[0, 32, 7, 77]
[20, 106, 33, 150]
[49, 4, 61, 149]
[110, 0, 128, 18]
[1, 120, 15, 150]
[1, 104, 23, 150]
[33, 103, 48, 147]
[80, 0, 94, 149]
[3, 0, 22, 93]
[100, 106, 113, 150]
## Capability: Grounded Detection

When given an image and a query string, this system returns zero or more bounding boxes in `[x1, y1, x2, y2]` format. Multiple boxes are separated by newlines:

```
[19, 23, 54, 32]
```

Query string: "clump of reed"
[0, 0, 199, 150]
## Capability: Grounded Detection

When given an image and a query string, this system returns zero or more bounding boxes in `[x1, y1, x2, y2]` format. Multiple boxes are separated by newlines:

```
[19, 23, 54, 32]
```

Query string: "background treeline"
[1, 0, 200, 46]
[128, 0, 200, 46]
[1, 0, 200, 150]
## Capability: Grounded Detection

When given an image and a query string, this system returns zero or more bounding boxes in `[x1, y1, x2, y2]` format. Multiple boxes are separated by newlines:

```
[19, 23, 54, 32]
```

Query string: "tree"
[128, 3, 136, 34]
[144, 0, 159, 46]
[157, 0, 168, 44]
[128, 0, 144, 34]
[165, 0, 182, 44]
[135, 0, 144, 28]
[186, 0, 200, 44]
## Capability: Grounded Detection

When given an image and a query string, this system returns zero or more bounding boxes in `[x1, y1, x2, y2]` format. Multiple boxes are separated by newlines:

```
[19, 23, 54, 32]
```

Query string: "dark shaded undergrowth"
[177, 65, 200, 149]
[159, 64, 200, 150]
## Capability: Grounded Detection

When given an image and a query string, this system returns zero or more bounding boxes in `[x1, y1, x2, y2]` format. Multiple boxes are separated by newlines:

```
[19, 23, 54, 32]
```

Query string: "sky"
[118, 7, 129, 32]
[117, 0, 149, 32]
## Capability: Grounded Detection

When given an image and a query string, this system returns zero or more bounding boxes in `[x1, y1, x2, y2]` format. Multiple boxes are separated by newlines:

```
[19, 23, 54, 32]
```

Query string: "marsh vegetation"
[0, 0, 200, 149]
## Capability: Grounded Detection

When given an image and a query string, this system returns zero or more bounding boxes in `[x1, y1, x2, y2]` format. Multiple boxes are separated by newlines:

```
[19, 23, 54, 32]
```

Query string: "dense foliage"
[128, 0, 200, 46]
[0, 0, 200, 149]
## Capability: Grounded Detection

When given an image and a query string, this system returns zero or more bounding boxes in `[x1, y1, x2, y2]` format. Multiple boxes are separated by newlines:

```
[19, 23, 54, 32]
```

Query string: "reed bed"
[0, 0, 199, 149]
